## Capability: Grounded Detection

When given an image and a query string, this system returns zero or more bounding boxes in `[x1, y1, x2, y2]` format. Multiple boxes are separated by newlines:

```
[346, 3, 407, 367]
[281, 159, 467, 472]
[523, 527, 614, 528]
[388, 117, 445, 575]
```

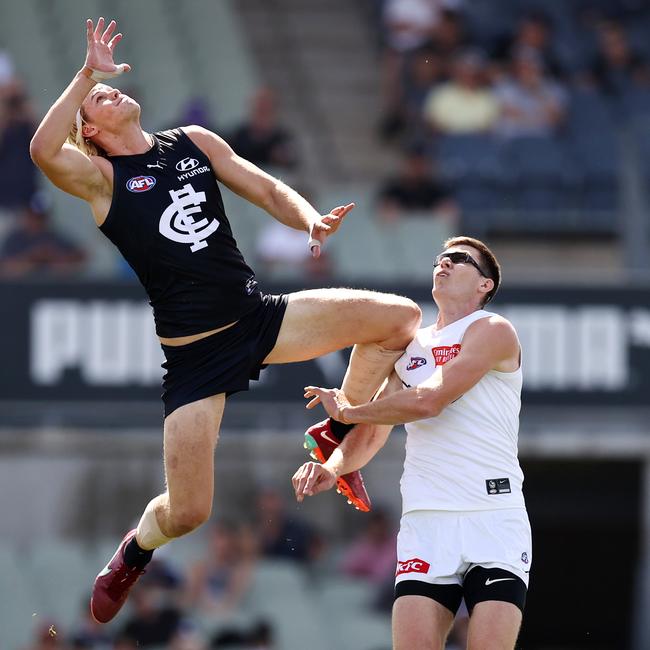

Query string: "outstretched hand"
[304, 385, 352, 422]
[84, 17, 131, 79]
[308, 202, 354, 258]
[292, 462, 337, 502]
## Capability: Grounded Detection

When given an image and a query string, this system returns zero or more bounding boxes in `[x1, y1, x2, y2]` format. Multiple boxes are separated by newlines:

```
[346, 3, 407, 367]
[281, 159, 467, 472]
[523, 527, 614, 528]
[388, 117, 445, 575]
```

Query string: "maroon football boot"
[90, 529, 146, 623]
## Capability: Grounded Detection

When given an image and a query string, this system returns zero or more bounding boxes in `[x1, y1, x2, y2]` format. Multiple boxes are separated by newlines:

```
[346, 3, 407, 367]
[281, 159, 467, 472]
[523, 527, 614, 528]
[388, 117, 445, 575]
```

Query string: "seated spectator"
[586, 20, 650, 95]
[377, 143, 459, 223]
[210, 619, 274, 649]
[339, 507, 397, 585]
[120, 569, 184, 648]
[491, 11, 564, 80]
[69, 597, 113, 649]
[379, 1, 463, 136]
[495, 52, 567, 139]
[383, 46, 446, 141]
[382, 0, 452, 54]
[433, 9, 468, 64]
[256, 220, 332, 280]
[423, 49, 499, 134]
[0, 194, 86, 278]
[228, 87, 297, 171]
[255, 187, 332, 280]
[254, 485, 322, 564]
[170, 625, 209, 650]
[0, 78, 37, 212]
[183, 521, 256, 617]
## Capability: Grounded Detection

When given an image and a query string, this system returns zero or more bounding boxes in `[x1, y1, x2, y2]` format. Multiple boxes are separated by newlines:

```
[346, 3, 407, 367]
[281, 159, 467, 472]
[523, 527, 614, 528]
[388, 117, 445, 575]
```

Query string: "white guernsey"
[395, 309, 525, 513]
[293, 237, 532, 650]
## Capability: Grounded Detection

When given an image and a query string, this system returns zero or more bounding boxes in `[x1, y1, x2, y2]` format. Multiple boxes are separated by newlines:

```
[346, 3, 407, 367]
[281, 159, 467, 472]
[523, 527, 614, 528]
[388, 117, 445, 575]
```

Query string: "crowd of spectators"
[377, 0, 650, 142]
[371, 0, 650, 225]
[9, 2, 650, 277]
[18, 489, 416, 650]
[0, 45, 87, 279]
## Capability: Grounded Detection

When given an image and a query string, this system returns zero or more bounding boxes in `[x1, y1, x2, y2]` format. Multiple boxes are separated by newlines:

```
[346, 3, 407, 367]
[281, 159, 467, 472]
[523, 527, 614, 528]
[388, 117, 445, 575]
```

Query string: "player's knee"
[383, 298, 421, 348]
[399, 299, 422, 334]
[168, 502, 211, 536]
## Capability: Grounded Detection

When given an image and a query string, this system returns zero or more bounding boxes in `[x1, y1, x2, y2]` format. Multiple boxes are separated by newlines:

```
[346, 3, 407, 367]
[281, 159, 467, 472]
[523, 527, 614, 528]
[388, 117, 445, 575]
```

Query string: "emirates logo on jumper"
[396, 558, 430, 577]
[159, 183, 220, 252]
[432, 344, 461, 366]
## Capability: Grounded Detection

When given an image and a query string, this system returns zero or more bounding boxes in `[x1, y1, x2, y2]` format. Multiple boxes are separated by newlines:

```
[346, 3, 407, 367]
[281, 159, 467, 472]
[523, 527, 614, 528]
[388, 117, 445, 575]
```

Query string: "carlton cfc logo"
[126, 175, 156, 193]
[432, 344, 461, 366]
[396, 558, 430, 577]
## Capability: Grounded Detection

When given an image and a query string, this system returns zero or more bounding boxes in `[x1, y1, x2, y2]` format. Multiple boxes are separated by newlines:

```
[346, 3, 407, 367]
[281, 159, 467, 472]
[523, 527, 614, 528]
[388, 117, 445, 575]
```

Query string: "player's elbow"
[29, 136, 49, 167]
[415, 390, 443, 419]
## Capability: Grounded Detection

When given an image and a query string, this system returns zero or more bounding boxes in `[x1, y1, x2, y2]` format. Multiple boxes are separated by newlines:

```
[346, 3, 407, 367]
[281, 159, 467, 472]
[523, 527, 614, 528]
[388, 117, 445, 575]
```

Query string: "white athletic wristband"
[81, 65, 128, 82]
[308, 237, 321, 251]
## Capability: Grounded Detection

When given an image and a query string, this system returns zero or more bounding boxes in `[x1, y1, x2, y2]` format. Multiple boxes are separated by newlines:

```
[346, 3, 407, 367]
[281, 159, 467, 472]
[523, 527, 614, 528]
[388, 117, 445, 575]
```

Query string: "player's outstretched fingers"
[101, 19, 116, 44]
[292, 463, 312, 502]
[330, 202, 355, 218]
[93, 16, 105, 41]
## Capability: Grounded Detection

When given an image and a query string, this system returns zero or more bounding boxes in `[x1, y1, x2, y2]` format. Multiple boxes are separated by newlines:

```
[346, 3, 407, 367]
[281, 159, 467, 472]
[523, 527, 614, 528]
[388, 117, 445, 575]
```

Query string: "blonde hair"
[67, 107, 105, 157]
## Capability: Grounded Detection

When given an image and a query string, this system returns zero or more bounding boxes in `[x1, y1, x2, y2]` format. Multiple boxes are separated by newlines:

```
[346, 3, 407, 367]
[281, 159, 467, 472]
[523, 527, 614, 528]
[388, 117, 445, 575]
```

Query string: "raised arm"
[29, 18, 129, 202]
[292, 372, 402, 502]
[184, 125, 353, 257]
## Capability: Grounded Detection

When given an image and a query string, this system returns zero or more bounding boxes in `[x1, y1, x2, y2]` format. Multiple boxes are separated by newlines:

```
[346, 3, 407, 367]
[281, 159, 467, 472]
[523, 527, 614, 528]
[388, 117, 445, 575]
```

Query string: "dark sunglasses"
[434, 251, 489, 278]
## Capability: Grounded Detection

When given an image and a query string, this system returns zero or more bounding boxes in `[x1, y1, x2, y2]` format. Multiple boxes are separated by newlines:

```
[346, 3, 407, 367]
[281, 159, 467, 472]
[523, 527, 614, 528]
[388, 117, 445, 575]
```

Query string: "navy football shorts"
[161, 293, 288, 417]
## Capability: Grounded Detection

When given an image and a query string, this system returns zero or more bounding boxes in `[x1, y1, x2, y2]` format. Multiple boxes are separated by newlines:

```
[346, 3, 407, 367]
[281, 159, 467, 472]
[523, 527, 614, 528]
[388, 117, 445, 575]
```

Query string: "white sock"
[135, 498, 173, 551]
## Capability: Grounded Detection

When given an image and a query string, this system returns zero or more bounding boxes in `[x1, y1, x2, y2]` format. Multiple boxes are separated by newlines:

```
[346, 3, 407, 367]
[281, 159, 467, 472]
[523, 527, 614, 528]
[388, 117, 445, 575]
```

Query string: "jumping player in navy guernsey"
[30, 18, 421, 624]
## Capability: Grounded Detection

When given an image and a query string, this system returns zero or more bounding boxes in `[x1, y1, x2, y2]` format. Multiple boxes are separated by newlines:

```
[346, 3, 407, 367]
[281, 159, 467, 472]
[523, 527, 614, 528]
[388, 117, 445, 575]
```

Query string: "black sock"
[123, 537, 154, 569]
[329, 418, 355, 441]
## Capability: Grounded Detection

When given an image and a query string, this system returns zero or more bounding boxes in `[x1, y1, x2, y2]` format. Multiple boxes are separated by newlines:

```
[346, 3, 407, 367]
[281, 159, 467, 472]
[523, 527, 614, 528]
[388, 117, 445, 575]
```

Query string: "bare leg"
[136, 393, 225, 548]
[467, 601, 523, 650]
[264, 288, 421, 403]
[393, 595, 455, 650]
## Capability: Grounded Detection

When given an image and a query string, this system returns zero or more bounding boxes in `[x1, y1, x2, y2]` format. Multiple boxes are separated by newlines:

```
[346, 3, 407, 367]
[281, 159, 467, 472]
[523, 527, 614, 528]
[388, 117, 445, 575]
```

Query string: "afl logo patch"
[176, 157, 199, 172]
[406, 356, 427, 371]
[126, 175, 156, 193]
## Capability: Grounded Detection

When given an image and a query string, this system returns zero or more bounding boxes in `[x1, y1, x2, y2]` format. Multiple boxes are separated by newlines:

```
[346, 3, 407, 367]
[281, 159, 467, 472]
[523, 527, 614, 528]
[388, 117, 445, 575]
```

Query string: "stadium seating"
[0, 544, 40, 650]
[2, 541, 394, 650]
[27, 540, 98, 630]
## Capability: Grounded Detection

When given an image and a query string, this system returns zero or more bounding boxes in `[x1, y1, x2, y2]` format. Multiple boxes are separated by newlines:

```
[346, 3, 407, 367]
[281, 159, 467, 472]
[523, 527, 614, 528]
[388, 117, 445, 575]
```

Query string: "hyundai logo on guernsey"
[175, 157, 199, 172]
[396, 558, 430, 577]
[406, 356, 427, 371]
[126, 176, 156, 193]
[176, 157, 210, 181]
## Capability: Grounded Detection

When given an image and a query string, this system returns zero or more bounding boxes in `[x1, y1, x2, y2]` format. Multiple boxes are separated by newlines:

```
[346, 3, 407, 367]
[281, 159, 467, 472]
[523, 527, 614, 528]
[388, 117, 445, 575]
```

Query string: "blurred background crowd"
[1, 1, 650, 649]
[1, 0, 649, 282]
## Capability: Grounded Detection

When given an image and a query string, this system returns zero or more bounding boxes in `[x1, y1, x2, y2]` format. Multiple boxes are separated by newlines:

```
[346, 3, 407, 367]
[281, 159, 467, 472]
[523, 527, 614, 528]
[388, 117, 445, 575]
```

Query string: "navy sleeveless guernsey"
[100, 128, 261, 338]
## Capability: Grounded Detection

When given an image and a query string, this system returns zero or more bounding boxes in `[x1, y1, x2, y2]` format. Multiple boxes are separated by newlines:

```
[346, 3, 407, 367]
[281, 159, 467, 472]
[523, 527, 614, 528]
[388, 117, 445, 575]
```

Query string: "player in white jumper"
[293, 236, 531, 650]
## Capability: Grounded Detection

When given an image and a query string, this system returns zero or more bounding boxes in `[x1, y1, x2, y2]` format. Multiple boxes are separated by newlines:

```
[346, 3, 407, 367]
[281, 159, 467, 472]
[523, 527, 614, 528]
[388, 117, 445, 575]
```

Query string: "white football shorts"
[395, 508, 532, 587]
